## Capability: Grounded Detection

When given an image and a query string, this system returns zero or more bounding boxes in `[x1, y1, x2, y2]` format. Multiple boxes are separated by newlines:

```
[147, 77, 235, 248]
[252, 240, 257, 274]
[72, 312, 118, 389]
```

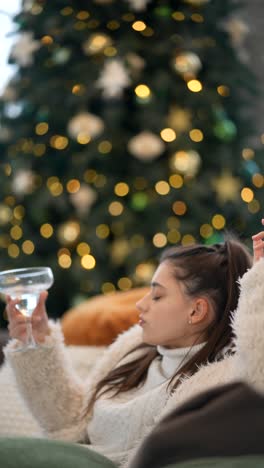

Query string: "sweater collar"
[157, 342, 206, 379]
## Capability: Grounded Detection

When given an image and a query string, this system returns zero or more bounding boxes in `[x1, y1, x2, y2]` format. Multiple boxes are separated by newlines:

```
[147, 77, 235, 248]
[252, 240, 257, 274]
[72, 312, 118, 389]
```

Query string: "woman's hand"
[6, 291, 50, 344]
[252, 219, 264, 263]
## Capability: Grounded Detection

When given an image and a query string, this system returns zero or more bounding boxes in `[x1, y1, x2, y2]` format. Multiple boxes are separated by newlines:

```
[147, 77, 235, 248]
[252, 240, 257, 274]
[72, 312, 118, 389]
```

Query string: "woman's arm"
[4, 321, 92, 442]
[231, 225, 264, 393]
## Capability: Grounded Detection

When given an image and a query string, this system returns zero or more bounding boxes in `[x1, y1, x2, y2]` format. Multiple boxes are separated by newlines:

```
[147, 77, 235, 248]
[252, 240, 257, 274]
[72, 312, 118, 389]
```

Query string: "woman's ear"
[189, 298, 211, 325]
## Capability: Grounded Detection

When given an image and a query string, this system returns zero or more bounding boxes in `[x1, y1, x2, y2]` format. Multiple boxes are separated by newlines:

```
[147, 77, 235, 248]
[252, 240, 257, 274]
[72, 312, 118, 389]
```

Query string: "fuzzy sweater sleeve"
[4, 321, 91, 442]
[232, 258, 264, 393]
[4, 322, 143, 444]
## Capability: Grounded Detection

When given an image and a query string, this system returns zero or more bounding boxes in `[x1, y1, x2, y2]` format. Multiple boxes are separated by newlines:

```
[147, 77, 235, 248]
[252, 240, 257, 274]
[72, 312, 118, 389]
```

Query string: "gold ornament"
[212, 170, 242, 203]
[170, 150, 201, 177]
[57, 221, 80, 245]
[173, 52, 202, 77]
[167, 107, 192, 133]
[82, 33, 112, 55]
[128, 131, 165, 161]
[68, 112, 104, 139]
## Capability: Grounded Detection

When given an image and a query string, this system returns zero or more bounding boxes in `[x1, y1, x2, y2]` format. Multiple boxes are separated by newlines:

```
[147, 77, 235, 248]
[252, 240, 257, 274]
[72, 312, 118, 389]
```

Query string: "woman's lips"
[139, 315, 146, 326]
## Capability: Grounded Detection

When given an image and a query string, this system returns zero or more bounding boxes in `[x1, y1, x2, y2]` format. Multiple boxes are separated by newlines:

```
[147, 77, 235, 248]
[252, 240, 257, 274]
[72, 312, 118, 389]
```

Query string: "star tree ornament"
[70, 185, 97, 215]
[212, 171, 242, 204]
[128, 131, 165, 161]
[68, 112, 104, 139]
[10, 32, 41, 67]
[96, 59, 131, 98]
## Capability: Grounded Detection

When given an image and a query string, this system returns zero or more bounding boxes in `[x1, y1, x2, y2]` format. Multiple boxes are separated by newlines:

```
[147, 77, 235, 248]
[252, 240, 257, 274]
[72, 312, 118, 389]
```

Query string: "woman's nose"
[136, 296, 148, 312]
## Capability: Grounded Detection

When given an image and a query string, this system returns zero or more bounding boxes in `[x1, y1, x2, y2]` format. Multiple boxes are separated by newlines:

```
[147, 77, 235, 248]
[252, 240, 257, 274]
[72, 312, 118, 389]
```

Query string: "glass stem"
[26, 319, 37, 348]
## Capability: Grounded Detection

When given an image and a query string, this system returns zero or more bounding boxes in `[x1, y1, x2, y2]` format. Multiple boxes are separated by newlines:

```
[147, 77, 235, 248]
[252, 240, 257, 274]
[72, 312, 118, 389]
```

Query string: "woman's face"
[136, 261, 197, 348]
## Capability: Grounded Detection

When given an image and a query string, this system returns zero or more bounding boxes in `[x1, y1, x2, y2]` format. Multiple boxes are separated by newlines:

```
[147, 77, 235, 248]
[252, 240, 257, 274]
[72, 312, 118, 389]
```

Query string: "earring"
[188, 319, 192, 324]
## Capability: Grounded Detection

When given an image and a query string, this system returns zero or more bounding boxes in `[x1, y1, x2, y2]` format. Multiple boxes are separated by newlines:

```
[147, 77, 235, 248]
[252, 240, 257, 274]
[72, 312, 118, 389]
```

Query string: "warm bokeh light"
[189, 128, 203, 142]
[114, 182, 129, 196]
[212, 214, 226, 230]
[108, 201, 124, 216]
[81, 254, 96, 269]
[50, 135, 69, 150]
[58, 253, 72, 268]
[172, 201, 187, 216]
[67, 179, 80, 193]
[132, 21, 146, 31]
[22, 240, 35, 254]
[10, 225, 23, 240]
[8, 244, 20, 258]
[153, 232, 167, 248]
[252, 173, 264, 188]
[76, 242, 90, 256]
[35, 122, 49, 135]
[182, 234, 195, 245]
[200, 224, 213, 239]
[135, 84, 151, 98]
[40, 223, 54, 238]
[118, 277, 133, 290]
[101, 282, 116, 293]
[241, 187, 254, 203]
[187, 79, 202, 92]
[160, 128, 177, 142]
[155, 180, 170, 195]
[217, 85, 230, 97]
[96, 224, 110, 239]
[169, 174, 184, 188]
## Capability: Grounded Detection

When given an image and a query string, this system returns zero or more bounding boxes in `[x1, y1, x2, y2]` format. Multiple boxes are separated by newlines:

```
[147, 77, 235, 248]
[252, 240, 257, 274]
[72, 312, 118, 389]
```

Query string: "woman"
[4, 228, 264, 468]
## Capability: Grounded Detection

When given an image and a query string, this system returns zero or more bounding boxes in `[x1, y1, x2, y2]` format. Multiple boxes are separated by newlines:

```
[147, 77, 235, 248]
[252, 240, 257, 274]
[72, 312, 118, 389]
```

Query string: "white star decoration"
[10, 32, 41, 67]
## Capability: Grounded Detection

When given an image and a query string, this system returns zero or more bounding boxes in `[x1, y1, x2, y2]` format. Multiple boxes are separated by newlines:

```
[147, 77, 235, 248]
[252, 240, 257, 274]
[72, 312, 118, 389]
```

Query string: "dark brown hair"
[86, 235, 252, 413]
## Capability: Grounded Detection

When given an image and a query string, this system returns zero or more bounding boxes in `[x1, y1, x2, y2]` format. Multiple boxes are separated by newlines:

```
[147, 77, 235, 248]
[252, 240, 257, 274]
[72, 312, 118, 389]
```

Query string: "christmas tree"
[0, 0, 262, 320]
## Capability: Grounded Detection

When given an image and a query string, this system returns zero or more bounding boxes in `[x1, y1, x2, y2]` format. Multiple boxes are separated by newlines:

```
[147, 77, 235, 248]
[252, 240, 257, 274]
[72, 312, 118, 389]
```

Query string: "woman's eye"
[152, 296, 161, 301]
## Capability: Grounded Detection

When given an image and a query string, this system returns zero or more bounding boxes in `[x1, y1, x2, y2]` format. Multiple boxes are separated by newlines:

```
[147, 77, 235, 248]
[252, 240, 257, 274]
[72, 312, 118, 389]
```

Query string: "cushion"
[61, 287, 149, 346]
[130, 382, 264, 468]
[0, 437, 116, 468]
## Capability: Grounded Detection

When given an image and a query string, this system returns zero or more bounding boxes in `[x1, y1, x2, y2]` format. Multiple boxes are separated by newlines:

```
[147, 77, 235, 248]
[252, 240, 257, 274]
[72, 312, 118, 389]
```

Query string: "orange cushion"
[61, 287, 149, 346]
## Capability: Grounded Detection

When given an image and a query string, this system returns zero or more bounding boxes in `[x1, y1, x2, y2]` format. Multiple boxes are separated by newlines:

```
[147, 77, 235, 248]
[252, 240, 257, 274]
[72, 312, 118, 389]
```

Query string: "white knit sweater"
[5, 259, 264, 467]
[87, 342, 205, 464]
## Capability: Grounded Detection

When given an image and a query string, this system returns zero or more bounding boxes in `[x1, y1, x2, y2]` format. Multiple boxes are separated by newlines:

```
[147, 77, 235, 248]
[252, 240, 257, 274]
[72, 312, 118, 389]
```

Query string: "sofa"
[1, 289, 264, 467]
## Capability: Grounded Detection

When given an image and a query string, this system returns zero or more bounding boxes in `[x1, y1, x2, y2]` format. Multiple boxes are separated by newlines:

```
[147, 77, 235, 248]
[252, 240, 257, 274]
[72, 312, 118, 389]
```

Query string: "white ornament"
[223, 17, 249, 47]
[125, 0, 151, 11]
[128, 131, 165, 161]
[12, 169, 35, 196]
[68, 112, 104, 139]
[70, 185, 97, 215]
[96, 59, 131, 98]
[10, 32, 41, 67]
[173, 52, 202, 76]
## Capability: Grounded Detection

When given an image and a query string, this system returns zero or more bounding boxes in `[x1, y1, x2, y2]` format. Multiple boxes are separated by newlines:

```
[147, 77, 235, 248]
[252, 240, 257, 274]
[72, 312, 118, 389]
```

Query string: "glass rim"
[0, 267, 52, 277]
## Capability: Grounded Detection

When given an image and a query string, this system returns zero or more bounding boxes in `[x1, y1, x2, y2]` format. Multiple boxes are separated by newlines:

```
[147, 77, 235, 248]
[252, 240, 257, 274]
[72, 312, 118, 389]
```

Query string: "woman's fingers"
[252, 223, 264, 262]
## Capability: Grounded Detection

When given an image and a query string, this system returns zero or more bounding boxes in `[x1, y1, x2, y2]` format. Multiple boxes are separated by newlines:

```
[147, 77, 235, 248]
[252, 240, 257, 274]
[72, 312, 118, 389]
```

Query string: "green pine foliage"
[0, 0, 262, 320]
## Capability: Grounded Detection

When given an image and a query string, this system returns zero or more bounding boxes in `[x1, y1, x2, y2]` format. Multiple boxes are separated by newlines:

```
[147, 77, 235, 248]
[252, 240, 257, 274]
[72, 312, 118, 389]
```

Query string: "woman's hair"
[86, 235, 252, 413]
